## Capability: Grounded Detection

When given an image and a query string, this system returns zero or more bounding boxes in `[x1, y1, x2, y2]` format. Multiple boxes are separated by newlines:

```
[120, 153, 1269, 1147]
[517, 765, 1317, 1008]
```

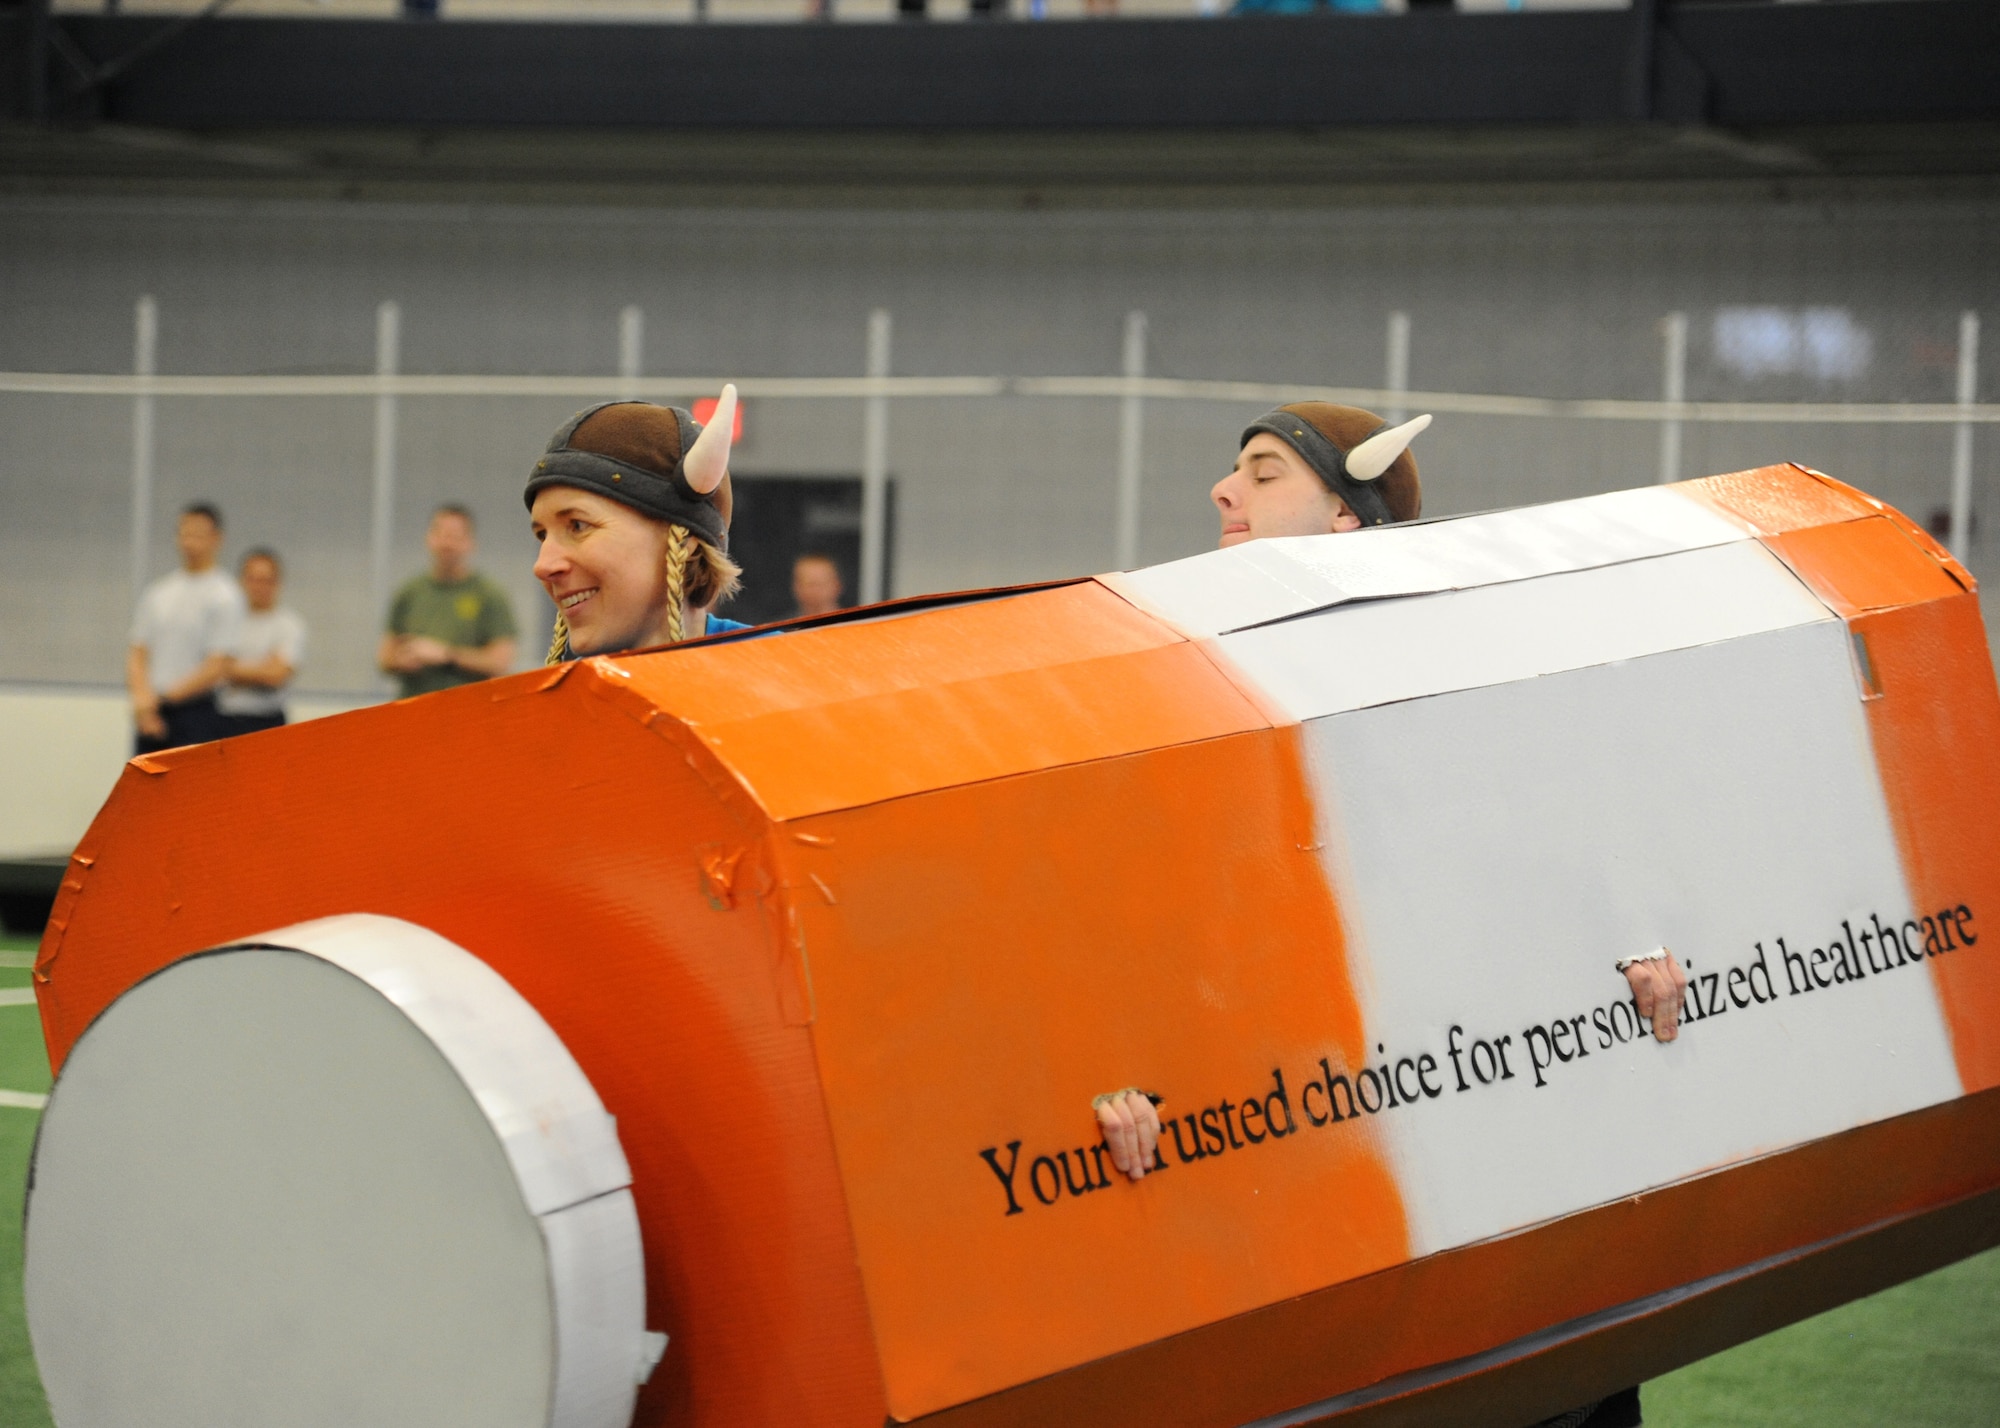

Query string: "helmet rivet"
[611, 473, 622, 481]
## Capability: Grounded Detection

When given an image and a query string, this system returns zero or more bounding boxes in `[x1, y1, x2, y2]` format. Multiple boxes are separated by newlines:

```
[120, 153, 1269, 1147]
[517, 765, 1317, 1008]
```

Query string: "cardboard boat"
[24, 463, 2000, 1428]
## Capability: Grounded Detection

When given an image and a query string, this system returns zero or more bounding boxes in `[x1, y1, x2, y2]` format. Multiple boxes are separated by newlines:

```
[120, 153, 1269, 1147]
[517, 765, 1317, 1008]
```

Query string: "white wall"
[0, 687, 375, 860]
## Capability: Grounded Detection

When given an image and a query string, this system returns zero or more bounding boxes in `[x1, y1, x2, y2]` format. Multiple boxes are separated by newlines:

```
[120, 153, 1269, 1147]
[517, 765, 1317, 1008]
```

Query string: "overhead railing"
[5, 370, 1995, 426]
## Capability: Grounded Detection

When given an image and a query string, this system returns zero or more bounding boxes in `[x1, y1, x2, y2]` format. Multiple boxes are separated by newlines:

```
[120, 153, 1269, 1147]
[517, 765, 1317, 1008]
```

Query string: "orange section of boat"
[1680, 462, 1874, 535]
[34, 674, 890, 1428]
[612, 580, 1271, 821]
[787, 724, 1408, 1418]
[1854, 592, 2000, 1092]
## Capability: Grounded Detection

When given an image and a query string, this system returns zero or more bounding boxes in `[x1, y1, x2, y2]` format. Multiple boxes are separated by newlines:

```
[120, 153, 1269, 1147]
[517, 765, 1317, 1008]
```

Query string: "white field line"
[0, 951, 36, 968]
[1, 371, 1997, 424]
[0, 984, 49, 1109]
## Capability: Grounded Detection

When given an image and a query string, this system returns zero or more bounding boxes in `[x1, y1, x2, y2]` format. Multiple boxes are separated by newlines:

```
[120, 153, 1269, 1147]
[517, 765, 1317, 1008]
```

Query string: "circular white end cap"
[25, 915, 649, 1428]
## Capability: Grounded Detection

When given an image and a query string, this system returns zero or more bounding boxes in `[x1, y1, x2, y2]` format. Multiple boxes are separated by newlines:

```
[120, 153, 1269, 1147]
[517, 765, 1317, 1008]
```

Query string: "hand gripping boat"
[24, 464, 2000, 1428]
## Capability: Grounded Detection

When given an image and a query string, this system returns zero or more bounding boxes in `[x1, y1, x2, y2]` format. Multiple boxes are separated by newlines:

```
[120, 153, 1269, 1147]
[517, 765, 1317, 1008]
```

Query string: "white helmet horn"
[1344, 413, 1431, 482]
[681, 383, 737, 496]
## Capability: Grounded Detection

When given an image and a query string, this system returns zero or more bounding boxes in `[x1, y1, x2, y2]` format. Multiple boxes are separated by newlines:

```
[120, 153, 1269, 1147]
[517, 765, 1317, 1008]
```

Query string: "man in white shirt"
[126, 502, 244, 754]
[217, 548, 307, 736]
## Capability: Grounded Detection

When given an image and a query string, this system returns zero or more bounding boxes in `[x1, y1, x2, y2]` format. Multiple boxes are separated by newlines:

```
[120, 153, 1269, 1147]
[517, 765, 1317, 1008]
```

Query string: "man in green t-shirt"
[378, 504, 519, 699]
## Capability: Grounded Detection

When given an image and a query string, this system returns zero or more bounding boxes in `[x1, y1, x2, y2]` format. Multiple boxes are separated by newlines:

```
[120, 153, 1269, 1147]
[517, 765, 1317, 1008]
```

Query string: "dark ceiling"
[2, 0, 1995, 204]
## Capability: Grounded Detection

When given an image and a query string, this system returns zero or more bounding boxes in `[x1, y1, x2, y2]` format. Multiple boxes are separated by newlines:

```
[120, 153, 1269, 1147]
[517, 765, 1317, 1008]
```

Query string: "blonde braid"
[663, 524, 694, 643]
[544, 610, 570, 666]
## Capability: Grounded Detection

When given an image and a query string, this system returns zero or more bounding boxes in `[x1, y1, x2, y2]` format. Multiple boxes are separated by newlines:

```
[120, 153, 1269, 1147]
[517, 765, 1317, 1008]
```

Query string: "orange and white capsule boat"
[23, 463, 2000, 1428]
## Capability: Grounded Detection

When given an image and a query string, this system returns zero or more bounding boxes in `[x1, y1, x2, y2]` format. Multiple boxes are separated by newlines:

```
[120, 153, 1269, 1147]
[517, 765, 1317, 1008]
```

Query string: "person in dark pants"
[216, 548, 306, 737]
[1536, 1386, 1642, 1428]
[126, 502, 243, 755]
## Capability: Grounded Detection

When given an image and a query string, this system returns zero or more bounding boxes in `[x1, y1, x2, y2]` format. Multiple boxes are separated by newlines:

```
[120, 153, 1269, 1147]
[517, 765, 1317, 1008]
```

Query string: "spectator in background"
[216, 548, 306, 736]
[376, 506, 516, 696]
[790, 552, 847, 618]
[378, 504, 518, 699]
[126, 502, 243, 755]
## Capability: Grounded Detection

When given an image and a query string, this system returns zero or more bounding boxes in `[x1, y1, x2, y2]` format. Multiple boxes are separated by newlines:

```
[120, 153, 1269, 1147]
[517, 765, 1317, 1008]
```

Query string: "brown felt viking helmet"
[1240, 403, 1427, 527]
[526, 387, 737, 546]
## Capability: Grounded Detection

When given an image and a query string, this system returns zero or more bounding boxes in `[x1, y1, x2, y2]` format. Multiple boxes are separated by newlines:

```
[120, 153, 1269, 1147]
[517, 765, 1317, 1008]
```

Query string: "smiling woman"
[526, 387, 749, 661]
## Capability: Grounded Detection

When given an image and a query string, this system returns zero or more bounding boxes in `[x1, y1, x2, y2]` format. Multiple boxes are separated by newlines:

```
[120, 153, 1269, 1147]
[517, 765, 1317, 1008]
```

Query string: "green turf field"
[0, 931, 1992, 1427]
[0, 936, 53, 1428]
